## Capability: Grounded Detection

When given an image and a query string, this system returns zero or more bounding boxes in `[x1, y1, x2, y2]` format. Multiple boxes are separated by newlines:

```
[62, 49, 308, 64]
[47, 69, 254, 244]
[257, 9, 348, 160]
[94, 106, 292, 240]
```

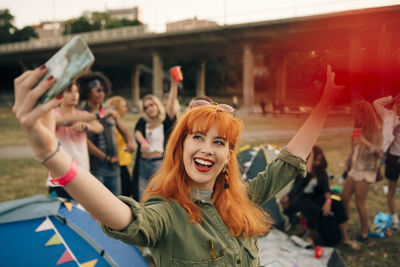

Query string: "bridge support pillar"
[152, 53, 163, 99]
[131, 65, 141, 108]
[348, 34, 363, 103]
[242, 45, 255, 112]
[196, 61, 206, 96]
[377, 23, 391, 97]
[275, 53, 287, 105]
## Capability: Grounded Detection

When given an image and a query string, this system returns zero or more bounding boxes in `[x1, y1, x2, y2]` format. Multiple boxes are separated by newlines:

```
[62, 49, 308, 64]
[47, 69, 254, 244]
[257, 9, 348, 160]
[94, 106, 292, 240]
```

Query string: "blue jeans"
[94, 169, 121, 196]
[138, 157, 162, 200]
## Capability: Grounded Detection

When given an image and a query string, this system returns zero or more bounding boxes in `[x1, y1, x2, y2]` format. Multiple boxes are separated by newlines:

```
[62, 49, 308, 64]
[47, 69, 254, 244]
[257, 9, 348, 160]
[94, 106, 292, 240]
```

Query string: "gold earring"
[223, 165, 229, 189]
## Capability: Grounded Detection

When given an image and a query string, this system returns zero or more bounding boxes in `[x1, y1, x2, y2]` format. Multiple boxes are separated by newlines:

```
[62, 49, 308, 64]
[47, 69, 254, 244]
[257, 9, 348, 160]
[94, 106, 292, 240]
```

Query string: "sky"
[1, 0, 399, 32]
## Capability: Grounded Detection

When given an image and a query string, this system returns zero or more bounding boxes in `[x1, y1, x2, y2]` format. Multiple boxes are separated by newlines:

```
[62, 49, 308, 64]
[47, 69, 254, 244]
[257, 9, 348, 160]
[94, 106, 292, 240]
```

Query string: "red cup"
[170, 66, 183, 82]
[314, 246, 324, 259]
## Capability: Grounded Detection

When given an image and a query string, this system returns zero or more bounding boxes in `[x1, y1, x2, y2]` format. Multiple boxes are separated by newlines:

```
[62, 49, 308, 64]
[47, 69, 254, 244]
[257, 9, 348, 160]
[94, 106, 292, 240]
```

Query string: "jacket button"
[236, 259, 241, 264]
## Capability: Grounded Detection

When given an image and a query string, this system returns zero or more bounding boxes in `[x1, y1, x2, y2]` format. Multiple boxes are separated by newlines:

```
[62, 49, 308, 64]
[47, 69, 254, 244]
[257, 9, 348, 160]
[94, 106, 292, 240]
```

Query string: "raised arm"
[286, 65, 344, 160]
[56, 112, 98, 126]
[56, 108, 119, 133]
[373, 95, 393, 120]
[12, 67, 133, 230]
[166, 79, 178, 119]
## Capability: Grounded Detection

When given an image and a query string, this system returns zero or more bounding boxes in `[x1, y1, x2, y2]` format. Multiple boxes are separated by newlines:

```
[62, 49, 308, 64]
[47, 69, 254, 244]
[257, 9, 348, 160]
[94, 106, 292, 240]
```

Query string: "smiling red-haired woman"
[143, 106, 272, 237]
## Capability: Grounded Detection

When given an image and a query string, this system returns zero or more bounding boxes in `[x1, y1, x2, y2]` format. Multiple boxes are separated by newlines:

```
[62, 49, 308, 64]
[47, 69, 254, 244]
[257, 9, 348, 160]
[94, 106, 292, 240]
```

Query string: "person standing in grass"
[105, 96, 136, 197]
[133, 79, 179, 201]
[47, 82, 104, 200]
[373, 95, 400, 231]
[341, 100, 383, 243]
[77, 72, 135, 196]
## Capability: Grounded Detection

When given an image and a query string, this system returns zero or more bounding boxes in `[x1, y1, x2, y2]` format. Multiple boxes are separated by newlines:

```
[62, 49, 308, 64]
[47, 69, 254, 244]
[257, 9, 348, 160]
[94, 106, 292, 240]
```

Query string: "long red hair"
[143, 106, 272, 237]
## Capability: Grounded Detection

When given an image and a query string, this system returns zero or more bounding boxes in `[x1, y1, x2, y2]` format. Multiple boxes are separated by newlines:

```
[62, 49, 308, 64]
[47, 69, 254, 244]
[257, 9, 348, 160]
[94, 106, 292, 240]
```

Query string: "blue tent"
[0, 195, 148, 267]
[237, 144, 287, 229]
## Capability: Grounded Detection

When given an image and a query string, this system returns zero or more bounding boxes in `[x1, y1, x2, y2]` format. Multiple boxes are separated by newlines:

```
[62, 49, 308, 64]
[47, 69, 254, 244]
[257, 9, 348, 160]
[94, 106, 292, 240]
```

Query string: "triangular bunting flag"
[56, 250, 74, 265]
[81, 259, 98, 267]
[35, 217, 53, 232]
[64, 201, 73, 212]
[45, 234, 62, 246]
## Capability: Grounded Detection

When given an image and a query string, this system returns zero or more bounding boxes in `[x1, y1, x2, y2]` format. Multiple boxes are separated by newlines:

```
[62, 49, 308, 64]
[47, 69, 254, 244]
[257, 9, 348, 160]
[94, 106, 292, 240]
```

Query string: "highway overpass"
[1, 5, 400, 108]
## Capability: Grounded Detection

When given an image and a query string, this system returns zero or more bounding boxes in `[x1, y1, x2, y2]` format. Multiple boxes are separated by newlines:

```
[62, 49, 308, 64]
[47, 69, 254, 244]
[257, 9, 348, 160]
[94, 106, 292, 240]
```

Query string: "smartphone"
[35, 36, 95, 106]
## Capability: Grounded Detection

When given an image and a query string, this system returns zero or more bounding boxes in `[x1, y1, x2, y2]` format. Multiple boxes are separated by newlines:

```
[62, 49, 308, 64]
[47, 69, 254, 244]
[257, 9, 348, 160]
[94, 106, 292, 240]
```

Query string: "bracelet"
[95, 107, 105, 120]
[49, 159, 79, 186]
[325, 198, 332, 204]
[95, 112, 102, 120]
[99, 107, 104, 118]
[36, 141, 61, 164]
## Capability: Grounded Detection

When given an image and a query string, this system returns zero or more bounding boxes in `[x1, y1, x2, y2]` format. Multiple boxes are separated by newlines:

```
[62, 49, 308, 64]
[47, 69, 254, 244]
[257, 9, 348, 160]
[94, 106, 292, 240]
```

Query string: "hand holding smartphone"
[36, 36, 95, 106]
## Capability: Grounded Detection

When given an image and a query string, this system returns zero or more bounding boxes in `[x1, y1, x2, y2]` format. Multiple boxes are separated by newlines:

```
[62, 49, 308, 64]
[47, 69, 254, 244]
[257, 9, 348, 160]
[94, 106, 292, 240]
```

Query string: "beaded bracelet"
[325, 198, 332, 204]
[49, 159, 79, 186]
[35, 141, 61, 164]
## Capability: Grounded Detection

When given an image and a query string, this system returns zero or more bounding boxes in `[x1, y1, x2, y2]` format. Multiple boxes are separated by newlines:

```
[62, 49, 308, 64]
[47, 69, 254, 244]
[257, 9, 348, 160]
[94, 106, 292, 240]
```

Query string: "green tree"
[106, 18, 141, 29]
[91, 12, 109, 30]
[0, 9, 15, 44]
[12, 26, 37, 42]
[65, 15, 92, 34]
[63, 11, 142, 35]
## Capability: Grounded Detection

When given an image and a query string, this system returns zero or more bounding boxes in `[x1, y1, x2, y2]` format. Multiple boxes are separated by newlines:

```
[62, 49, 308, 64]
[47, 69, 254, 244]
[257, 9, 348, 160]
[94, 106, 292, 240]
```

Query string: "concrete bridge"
[1, 5, 400, 108]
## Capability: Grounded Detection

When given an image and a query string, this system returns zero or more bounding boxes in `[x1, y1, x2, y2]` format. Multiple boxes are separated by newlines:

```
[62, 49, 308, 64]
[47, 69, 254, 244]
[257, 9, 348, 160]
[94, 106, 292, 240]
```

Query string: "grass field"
[0, 106, 399, 267]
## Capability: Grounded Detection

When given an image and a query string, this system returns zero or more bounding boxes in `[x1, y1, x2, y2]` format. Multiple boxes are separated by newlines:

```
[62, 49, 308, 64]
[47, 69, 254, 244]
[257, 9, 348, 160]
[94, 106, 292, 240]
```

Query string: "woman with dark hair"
[77, 72, 135, 195]
[341, 100, 383, 243]
[282, 146, 359, 249]
[13, 65, 342, 266]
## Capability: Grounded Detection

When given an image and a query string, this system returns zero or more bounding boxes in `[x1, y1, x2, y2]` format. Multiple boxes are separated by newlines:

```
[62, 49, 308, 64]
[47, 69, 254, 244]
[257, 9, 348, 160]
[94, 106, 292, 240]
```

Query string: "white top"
[47, 108, 90, 187]
[303, 177, 317, 194]
[373, 96, 399, 152]
[146, 123, 164, 153]
[390, 124, 400, 156]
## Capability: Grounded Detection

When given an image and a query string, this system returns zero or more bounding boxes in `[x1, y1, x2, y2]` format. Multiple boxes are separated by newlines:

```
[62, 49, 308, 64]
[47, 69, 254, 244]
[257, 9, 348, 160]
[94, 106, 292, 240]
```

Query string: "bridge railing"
[0, 24, 149, 54]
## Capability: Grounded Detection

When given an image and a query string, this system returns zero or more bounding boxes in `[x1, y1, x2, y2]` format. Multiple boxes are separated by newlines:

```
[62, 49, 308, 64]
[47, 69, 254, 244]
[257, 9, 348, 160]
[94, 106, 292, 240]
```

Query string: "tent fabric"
[0, 194, 60, 224]
[0, 195, 148, 267]
[237, 144, 290, 228]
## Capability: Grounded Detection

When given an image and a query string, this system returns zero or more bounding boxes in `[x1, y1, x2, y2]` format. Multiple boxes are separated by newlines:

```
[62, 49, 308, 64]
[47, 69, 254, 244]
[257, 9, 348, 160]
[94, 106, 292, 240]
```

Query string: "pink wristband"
[325, 198, 332, 204]
[49, 159, 79, 186]
[99, 107, 105, 119]
[140, 139, 148, 145]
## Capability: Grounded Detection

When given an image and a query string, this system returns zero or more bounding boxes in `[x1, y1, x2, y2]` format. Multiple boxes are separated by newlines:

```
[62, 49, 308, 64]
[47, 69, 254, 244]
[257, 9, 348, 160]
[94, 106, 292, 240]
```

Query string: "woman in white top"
[133, 79, 179, 200]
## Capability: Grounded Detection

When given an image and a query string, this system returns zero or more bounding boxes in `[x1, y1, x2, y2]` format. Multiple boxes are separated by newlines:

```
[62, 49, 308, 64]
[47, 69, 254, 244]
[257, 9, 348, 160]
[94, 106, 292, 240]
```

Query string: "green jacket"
[100, 147, 305, 266]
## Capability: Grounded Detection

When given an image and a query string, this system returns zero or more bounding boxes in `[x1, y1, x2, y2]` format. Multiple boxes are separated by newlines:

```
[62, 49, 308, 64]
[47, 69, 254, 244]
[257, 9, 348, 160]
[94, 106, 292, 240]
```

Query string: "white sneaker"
[391, 222, 399, 231]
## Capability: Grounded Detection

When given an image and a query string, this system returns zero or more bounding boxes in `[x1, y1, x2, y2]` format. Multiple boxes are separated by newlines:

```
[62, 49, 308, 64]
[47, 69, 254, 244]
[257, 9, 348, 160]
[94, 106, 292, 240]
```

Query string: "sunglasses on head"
[189, 100, 236, 117]
[88, 79, 104, 90]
